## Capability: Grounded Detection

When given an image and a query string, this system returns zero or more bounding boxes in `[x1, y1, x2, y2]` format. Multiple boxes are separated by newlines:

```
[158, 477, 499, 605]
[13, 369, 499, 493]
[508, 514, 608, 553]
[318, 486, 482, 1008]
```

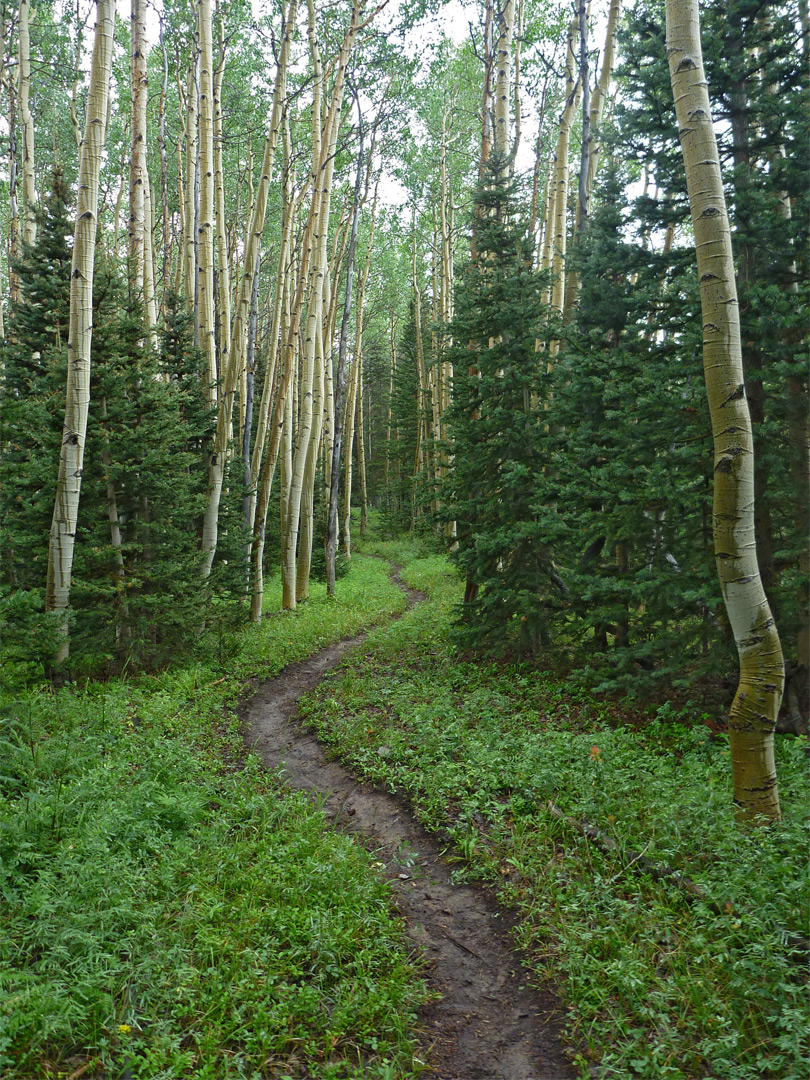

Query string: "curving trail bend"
[243, 570, 574, 1080]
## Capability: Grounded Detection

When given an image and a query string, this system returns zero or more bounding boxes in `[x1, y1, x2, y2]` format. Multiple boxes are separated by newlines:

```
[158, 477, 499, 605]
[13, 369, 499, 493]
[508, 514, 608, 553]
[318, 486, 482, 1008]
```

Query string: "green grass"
[302, 544, 810, 1080]
[0, 554, 425, 1079]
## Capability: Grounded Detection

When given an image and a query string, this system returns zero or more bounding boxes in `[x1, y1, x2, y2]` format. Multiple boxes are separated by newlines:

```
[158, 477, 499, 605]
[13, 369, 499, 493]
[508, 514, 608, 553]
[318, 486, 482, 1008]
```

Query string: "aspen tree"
[129, 0, 151, 322]
[18, 0, 36, 247]
[213, 35, 232, 426]
[181, 59, 199, 318]
[4, 43, 21, 306]
[197, 0, 217, 401]
[282, 0, 371, 607]
[493, 0, 514, 162]
[157, 14, 171, 315]
[343, 188, 377, 557]
[46, 0, 114, 671]
[666, 0, 783, 822]
[550, 20, 579, 326]
[410, 218, 428, 537]
[200, 0, 296, 579]
[586, 0, 622, 195]
[326, 104, 364, 594]
[247, 121, 299, 537]
[232, 0, 297, 493]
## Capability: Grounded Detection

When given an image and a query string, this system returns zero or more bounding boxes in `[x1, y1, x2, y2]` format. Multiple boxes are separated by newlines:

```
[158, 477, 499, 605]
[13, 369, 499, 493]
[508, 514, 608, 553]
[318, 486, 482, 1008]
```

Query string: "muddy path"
[243, 572, 574, 1080]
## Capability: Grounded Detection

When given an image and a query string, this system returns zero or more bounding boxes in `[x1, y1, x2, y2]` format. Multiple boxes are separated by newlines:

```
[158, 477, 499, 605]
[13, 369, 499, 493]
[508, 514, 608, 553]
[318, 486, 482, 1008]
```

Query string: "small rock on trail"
[243, 583, 574, 1080]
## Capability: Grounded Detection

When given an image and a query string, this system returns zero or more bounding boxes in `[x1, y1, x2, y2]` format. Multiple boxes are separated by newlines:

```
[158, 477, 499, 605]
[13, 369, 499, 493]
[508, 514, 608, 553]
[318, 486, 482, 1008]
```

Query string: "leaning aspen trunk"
[666, 0, 783, 823]
[46, 0, 114, 672]
[18, 0, 37, 247]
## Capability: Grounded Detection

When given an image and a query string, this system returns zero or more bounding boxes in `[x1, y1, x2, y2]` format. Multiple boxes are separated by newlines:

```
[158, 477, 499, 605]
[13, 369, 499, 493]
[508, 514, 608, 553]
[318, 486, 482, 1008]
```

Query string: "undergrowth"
[302, 542, 810, 1080]
[0, 555, 426, 1079]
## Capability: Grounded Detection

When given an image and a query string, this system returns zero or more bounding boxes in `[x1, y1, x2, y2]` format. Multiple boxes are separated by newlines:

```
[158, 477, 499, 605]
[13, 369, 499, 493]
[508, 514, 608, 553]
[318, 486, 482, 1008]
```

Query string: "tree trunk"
[666, 0, 783, 823]
[46, 0, 115, 672]
[18, 0, 36, 247]
[326, 105, 364, 595]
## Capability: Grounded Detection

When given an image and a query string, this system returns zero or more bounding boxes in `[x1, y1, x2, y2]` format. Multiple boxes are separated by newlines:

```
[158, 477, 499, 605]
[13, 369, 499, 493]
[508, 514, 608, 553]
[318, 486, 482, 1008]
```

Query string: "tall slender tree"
[665, 0, 783, 822]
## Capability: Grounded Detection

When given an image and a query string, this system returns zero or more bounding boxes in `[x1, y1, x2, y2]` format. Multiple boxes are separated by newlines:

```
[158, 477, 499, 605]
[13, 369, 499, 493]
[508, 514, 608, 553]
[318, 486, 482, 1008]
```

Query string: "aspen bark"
[213, 37, 232, 428]
[666, 0, 783, 822]
[551, 20, 580, 324]
[46, 0, 115, 671]
[326, 109, 364, 595]
[247, 129, 298, 536]
[282, 0, 366, 607]
[586, 0, 622, 194]
[493, 0, 514, 160]
[5, 52, 21, 306]
[18, 0, 36, 247]
[199, 0, 297, 580]
[343, 191, 376, 557]
[182, 56, 199, 323]
[231, 0, 297, 469]
[129, 0, 155, 336]
[197, 0, 217, 400]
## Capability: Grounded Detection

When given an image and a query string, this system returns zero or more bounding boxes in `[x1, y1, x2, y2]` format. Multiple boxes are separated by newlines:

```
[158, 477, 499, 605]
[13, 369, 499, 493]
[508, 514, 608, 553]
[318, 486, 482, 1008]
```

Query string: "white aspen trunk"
[183, 58, 199, 322]
[562, 0, 591, 322]
[247, 140, 299, 536]
[230, 0, 297, 478]
[666, 0, 783, 822]
[296, 305, 326, 599]
[213, 38, 233, 430]
[129, 0, 148, 302]
[342, 347, 359, 558]
[282, 0, 365, 607]
[46, 0, 114, 671]
[18, 0, 36, 247]
[6, 39, 21, 306]
[356, 351, 368, 536]
[197, 0, 217, 401]
[493, 0, 514, 162]
[279, 347, 296, 546]
[586, 0, 622, 193]
[480, 0, 495, 170]
[143, 167, 159, 340]
[551, 20, 579, 321]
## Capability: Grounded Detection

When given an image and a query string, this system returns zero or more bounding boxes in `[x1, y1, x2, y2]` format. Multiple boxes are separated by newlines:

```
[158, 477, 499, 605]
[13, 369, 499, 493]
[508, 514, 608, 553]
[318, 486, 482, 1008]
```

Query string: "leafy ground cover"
[0, 556, 428, 1080]
[301, 542, 810, 1080]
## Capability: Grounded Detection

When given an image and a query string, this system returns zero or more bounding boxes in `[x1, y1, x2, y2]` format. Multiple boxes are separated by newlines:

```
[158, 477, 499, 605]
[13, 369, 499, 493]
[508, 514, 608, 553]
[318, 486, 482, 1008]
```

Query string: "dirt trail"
[243, 574, 574, 1080]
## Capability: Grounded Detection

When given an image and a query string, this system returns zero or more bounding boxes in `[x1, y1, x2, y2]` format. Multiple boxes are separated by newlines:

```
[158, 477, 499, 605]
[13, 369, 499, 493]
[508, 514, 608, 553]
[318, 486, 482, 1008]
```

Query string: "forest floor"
[242, 566, 574, 1080]
[1, 530, 807, 1080]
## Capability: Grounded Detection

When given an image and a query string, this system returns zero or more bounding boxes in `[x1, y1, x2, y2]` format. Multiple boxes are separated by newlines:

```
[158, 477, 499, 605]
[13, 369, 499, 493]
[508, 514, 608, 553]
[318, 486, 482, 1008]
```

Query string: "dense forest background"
[0, 0, 806, 722]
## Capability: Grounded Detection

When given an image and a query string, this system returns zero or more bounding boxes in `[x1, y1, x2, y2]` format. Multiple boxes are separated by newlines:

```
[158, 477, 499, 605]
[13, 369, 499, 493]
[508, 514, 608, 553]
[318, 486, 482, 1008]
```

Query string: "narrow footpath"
[242, 570, 575, 1080]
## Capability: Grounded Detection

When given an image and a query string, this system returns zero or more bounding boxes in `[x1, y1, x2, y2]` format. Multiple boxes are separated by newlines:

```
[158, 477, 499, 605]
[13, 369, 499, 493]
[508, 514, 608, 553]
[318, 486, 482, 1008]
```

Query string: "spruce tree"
[442, 157, 562, 654]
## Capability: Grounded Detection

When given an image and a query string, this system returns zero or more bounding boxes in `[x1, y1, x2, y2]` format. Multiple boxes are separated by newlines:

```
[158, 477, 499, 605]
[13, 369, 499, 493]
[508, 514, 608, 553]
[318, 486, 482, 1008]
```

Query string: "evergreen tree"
[0, 170, 72, 592]
[442, 157, 562, 654]
[546, 164, 726, 694]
